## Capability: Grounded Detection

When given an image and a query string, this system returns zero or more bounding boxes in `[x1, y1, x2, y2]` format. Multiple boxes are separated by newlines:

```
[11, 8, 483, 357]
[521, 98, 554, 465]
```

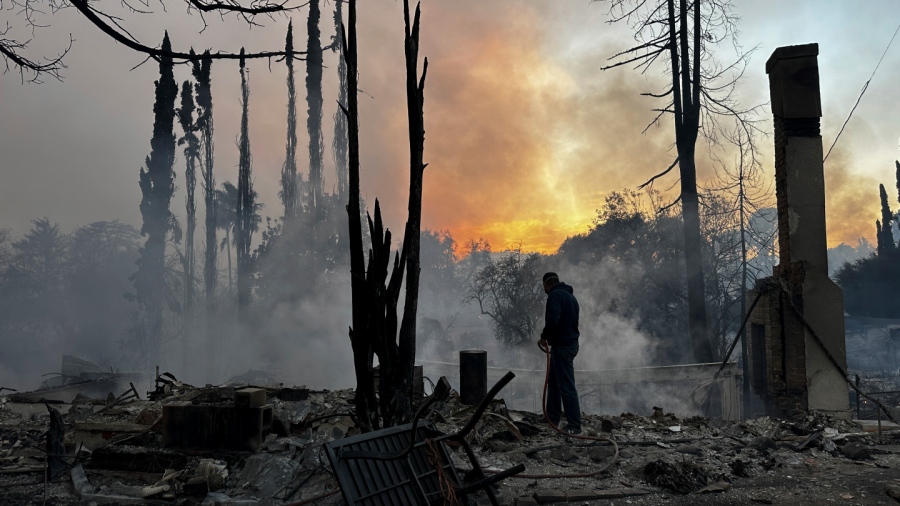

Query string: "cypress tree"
[192, 50, 217, 378]
[895, 160, 900, 207]
[876, 219, 884, 253]
[134, 32, 178, 366]
[177, 80, 199, 373]
[879, 183, 895, 255]
[306, 0, 324, 214]
[332, 0, 348, 201]
[282, 22, 299, 218]
[236, 49, 254, 318]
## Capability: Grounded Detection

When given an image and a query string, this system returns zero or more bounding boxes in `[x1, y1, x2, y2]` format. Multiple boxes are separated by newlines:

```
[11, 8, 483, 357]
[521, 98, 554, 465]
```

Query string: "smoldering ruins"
[4, 0, 900, 505]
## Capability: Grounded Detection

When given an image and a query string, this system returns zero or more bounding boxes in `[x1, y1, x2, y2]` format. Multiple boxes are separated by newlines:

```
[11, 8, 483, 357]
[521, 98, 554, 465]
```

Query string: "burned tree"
[4, 0, 309, 83]
[395, 0, 428, 421]
[192, 52, 218, 375]
[343, 0, 374, 431]
[281, 22, 299, 218]
[177, 80, 200, 372]
[467, 249, 545, 347]
[342, 0, 428, 430]
[896, 160, 900, 208]
[217, 182, 237, 292]
[306, 0, 325, 215]
[236, 50, 255, 318]
[331, 0, 349, 202]
[877, 183, 895, 255]
[133, 32, 178, 367]
[600, 0, 761, 363]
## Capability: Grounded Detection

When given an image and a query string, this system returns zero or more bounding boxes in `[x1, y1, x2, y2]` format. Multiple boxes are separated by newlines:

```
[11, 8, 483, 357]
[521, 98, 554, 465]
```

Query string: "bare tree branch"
[638, 156, 679, 190]
[69, 0, 307, 62]
[0, 27, 70, 82]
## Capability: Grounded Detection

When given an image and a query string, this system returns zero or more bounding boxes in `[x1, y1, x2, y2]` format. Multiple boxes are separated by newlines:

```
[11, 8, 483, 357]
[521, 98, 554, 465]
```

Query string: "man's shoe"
[562, 426, 581, 435]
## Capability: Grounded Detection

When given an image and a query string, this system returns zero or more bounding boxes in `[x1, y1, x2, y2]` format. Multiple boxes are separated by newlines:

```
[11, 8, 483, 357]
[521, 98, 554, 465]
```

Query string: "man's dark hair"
[542, 272, 559, 283]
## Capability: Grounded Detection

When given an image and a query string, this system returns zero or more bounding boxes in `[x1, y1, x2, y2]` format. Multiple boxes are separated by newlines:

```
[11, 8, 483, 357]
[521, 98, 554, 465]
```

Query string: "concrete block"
[162, 402, 273, 451]
[72, 422, 151, 450]
[235, 388, 267, 408]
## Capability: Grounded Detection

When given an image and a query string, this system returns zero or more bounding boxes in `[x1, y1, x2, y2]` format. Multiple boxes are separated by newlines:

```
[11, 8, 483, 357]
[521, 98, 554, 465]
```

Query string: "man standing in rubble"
[538, 272, 582, 435]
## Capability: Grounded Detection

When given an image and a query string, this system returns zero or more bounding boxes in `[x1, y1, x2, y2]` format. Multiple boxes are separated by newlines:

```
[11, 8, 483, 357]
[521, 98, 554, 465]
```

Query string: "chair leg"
[458, 439, 500, 506]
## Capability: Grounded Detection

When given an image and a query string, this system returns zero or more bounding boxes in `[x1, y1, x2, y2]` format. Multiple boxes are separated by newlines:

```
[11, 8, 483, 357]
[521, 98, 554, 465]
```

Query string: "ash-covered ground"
[1, 370, 900, 506]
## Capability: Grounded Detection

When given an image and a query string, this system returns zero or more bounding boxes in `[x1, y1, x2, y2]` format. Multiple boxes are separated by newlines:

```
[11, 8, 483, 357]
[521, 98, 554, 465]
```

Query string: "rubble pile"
[1, 365, 899, 505]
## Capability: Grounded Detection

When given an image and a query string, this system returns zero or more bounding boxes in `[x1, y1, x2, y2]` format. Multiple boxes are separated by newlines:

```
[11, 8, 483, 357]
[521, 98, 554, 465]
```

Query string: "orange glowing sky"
[4, 1, 900, 254]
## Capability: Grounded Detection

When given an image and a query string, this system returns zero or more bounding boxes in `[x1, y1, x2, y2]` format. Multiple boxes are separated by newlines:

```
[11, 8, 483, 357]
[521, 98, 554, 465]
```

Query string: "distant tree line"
[834, 163, 900, 319]
[466, 189, 778, 363]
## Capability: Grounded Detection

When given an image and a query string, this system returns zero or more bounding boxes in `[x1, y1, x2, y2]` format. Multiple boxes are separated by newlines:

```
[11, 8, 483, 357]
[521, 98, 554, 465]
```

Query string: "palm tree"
[215, 181, 262, 293]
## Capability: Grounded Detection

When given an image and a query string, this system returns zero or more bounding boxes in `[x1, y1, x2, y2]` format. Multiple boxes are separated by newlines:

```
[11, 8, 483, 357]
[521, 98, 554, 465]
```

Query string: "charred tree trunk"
[738, 154, 750, 412]
[332, 0, 349, 203]
[134, 32, 177, 367]
[878, 184, 895, 255]
[668, 0, 712, 363]
[341, 0, 378, 432]
[307, 0, 325, 280]
[307, 0, 324, 214]
[177, 80, 199, 375]
[236, 50, 254, 320]
[282, 22, 299, 219]
[394, 0, 427, 422]
[366, 201, 405, 427]
[192, 51, 217, 379]
[342, 0, 428, 431]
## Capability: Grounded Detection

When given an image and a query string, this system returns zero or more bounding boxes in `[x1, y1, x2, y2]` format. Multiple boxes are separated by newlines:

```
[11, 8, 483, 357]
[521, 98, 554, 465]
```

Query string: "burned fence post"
[459, 349, 487, 405]
[46, 404, 66, 480]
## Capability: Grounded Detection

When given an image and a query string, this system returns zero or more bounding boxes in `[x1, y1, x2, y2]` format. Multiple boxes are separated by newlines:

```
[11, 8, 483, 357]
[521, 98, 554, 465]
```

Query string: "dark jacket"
[541, 283, 579, 346]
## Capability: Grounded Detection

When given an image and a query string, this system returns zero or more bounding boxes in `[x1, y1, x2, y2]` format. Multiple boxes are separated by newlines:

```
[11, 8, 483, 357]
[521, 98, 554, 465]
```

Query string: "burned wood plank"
[86, 446, 187, 473]
[534, 488, 652, 503]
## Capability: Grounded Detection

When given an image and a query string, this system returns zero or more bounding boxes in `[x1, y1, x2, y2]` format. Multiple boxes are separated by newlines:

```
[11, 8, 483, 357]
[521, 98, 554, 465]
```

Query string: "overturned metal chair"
[325, 371, 524, 505]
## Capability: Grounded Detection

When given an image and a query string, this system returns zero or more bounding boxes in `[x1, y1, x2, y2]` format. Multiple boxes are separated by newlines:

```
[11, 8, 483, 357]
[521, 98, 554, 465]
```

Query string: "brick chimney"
[747, 44, 849, 418]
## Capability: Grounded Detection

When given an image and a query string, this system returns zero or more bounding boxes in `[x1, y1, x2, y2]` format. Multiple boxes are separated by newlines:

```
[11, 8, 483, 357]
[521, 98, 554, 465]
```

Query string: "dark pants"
[547, 342, 581, 430]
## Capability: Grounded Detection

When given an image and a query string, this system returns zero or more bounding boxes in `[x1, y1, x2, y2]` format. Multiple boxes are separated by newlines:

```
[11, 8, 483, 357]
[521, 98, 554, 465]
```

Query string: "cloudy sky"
[2, 0, 900, 253]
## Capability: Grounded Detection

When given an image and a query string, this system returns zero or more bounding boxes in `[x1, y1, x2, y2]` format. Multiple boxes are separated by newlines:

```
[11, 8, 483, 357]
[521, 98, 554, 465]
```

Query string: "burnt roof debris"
[0, 366, 900, 505]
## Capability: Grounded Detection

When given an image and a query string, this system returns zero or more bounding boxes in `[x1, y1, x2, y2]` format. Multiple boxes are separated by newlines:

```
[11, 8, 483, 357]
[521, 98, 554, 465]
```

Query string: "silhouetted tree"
[216, 182, 237, 293]
[192, 51, 218, 374]
[877, 183, 895, 255]
[343, 0, 429, 430]
[467, 248, 545, 347]
[306, 0, 324, 214]
[1, 219, 69, 349]
[331, 0, 349, 201]
[706, 125, 772, 409]
[67, 221, 141, 359]
[6, 0, 308, 83]
[343, 0, 376, 431]
[832, 173, 900, 318]
[236, 49, 255, 317]
[419, 229, 458, 298]
[394, 0, 428, 422]
[600, 0, 761, 363]
[896, 160, 900, 208]
[836, 251, 900, 318]
[218, 181, 261, 294]
[556, 190, 690, 360]
[177, 79, 199, 372]
[281, 22, 299, 218]
[133, 32, 178, 367]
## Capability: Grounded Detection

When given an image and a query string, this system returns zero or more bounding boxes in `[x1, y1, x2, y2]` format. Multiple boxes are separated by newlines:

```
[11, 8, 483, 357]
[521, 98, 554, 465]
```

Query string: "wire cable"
[824, 22, 900, 163]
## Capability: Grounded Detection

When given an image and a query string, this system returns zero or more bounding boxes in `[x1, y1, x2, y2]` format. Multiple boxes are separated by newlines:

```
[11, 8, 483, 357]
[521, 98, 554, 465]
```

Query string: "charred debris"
[1, 357, 900, 505]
